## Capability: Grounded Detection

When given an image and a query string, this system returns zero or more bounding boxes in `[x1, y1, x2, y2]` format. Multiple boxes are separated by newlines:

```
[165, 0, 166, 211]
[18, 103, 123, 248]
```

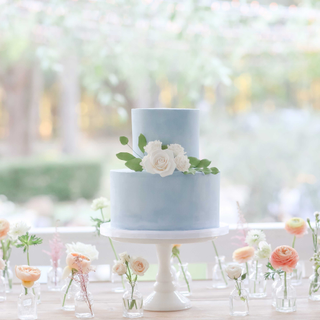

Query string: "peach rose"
[63, 253, 92, 279]
[0, 219, 10, 240]
[270, 245, 299, 273]
[233, 246, 255, 263]
[15, 265, 41, 288]
[285, 217, 307, 238]
[130, 257, 149, 276]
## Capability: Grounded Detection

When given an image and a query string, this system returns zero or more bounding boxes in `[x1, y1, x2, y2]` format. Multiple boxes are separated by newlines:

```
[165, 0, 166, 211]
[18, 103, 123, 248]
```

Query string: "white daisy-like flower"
[91, 197, 110, 211]
[255, 241, 272, 260]
[167, 144, 185, 157]
[8, 221, 31, 241]
[245, 229, 266, 247]
[66, 242, 99, 261]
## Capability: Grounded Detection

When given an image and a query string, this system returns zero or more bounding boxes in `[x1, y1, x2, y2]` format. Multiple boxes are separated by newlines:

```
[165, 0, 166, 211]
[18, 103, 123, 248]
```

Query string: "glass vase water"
[47, 259, 63, 291]
[33, 281, 41, 304]
[74, 275, 94, 318]
[275, 273, 296, 313]
[291, 261, 302, 286]
[212, 256, 228, 289]
[271, 274, 281, 307]
[3, 260, 13, 293]
[249, 262, 267, 298]
[111, 260, 126, 293]
[309, 266, 320, 301]
[229, 280, 249, 316]
[123, 281, 143, 318]
[18, 285, 37, 320]
[61, 277, 80, 311]
[0, 273, 6, 302]
[170, 258, 178, 284]
[177, 263, 192, 296]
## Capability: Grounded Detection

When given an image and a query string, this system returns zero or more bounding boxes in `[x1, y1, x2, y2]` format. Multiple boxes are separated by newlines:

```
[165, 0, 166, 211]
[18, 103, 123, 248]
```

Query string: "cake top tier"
[132, 108, 199, 158]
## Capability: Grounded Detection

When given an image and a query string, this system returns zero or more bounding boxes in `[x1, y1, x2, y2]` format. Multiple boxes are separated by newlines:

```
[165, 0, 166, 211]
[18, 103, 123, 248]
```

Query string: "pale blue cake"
[110, 108, 220, 231]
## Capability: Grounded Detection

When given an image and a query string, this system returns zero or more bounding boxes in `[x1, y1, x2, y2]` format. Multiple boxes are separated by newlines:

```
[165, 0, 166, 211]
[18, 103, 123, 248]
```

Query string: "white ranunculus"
[225, 263, 242, 280]
[144, 140, 162, 154]
[167, 144, 185, 157]
[0, 258, 5, 271]
[119, 252, 131, 263]
[143, 149, 176, 178]
[174, 154, 191, 172]
[256, 241, 272, 260]
[130, 257, 149, 276]
[91, 197, 110, 211]
[245, 229, 266, 247]
[112, 261, 127, 276]
[66, 242, 99, 261]
[8, 221, 31, 241]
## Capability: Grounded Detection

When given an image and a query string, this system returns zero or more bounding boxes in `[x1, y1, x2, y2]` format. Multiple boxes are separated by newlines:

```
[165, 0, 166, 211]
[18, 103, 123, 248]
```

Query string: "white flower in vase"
[255, 241, 272, 260]
[91, 197, 110, 211]
[144, 140, 162, 154]
[174, 154, 191, 172]
[113, 261, 127, 276]
[8, 221, 31, 241]
[66, 242, 99, 261]
[225, 263, 242, 280]
[119, 252, 131, 263]
[130, 257, 150, 276]
[143, 149, 176, 177]
[245, 229, 266, 247]
[167, 144, 185, 157]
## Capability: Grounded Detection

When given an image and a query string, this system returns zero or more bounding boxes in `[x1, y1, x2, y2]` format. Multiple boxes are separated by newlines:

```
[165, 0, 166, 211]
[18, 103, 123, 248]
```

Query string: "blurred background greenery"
[0, 0, 319, 227]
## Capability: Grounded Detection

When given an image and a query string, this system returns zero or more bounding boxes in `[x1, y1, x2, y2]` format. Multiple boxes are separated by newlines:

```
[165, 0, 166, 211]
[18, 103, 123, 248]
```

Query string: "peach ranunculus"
[62, 253, 92, 279]
[15, 265, 41, 288]
[0, 219, 10, 240]
[285, 217, 307, 238]
[270, 245, 299, 273]
[130, 257, 149, 276]
[233, 246, 255, 263]
[173, 244, 181, 249]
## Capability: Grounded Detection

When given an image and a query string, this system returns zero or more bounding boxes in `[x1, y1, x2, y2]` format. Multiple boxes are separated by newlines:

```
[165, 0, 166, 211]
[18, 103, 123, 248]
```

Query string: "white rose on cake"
[144, 140, 162, 154]
[174, 154, 191, 172]
[168, 144, 185, 157]
[143, 149, 176, 177]
[130, 257, 149, 276]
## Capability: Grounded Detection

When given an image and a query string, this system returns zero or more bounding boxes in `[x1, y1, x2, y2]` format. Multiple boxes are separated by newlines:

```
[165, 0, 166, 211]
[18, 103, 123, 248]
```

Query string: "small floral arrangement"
[232, 246, 255, 276]
[91, 197, 111, 236]
[285, 217, 307, 248]
[15, 265, 41, 294]
[225, 263, 247, 301]
[16, 232, 43, 266]
[116, 134, 219, 177]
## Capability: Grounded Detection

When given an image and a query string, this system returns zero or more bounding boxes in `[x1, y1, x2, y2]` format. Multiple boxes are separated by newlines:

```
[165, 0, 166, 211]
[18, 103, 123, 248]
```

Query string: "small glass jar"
[229, 280, 249, 316]
[18, 285, 37, 320]
[170, 258, 178, 284]
[212, 256, 228, 289]
[275, 273, 296, 313]
[309, 266, 320, 301]
[123, 281, 143, 318]
[33, 281, 41, 305]
[61, 277, 80, 311]
[291, 261, 302, 286]
[249, 262, 267, 298]
[111, 260, 126, 293]
[75, 275, 94, 318]
[47, 259, 63, 291]
[0, 273, 6, 302]
[3, 261, 13, 293]
[177, 263, 192, 296]
[271, 274, 281, 307]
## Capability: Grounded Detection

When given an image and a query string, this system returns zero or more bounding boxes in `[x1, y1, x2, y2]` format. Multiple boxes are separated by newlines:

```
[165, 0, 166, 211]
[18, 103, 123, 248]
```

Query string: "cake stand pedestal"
[101, 223, 229, 312]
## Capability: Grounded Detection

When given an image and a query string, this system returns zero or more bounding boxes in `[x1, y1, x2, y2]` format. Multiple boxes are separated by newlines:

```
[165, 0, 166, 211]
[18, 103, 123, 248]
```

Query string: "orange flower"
[232, 246, 255, 263]
[0, 219, 10, 240]
[15, 265, 41, 288]
[173, 244, 181, 248]
[285, 217, 307, 238]
[270, 245, 299, 273]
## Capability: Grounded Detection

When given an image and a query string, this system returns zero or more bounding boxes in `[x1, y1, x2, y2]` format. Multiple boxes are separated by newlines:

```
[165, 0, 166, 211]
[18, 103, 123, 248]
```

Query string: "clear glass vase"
[212, 256, 229, 289]
[291, 261, 302, 286]
[275, 273, 296, 313]
[170, 258, 178, 284]
[177, 263, 192, 296]
[18, 285, 37, 320]
[229, 280, 249, 316]
[111, 260, 126, 293]
[74, 275, 94, 318]
[249, 262, 267, 298]
[123, 281, 143, 318]
[3, 260, 13, 293]
[47, 259, 63, 291]
[309, 266, 320, 301]
[33, 281, 41, 305]
[0, 273, 6, 302]
[271, 274, 281, 307]
[61, 277, 80, 311]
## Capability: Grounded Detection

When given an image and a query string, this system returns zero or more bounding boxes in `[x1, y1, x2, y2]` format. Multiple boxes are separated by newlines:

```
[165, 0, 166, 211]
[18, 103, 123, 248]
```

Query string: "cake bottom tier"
[110, 169, 220, 231]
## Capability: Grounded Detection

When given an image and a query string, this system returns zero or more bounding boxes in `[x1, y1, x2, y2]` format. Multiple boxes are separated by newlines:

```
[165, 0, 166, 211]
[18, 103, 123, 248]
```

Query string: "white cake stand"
[101, 222, 229, 312]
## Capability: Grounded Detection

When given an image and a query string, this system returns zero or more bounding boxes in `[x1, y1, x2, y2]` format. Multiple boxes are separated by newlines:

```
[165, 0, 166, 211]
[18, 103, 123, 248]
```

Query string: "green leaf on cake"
[162, 144, 168, 150]
[116, 152, 136, 161]
[202, 167, 212, 175]
[196, 159, 211, 168]
[183, 168, 196, 175]
[188, 157, 200, 167]
[125, 158, 143, 172]
[211, 167, 220, 174]
[138, 134, 147, 153]
[120, 136, 129, 145]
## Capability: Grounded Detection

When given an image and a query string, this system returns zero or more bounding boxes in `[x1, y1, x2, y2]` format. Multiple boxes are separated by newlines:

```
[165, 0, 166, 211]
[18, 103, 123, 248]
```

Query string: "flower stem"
[246, 262, 250, 279]
[254, 260, 258, 293]
[108, 238, 118, 260]
[26, 247, 30, 266]
[62, 278, 74, 307]
[284, 271, 287, 300]
[100, 208, 104, 221]
[292, 236, 296, 249]
[176, 255, 190, 293]
[24, 287, 28, 295]
[212, 240, 228, 286]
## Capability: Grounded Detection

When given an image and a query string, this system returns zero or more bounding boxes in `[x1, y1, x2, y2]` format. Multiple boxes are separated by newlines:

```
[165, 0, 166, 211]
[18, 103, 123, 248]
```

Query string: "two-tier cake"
[110, 108, 220, 231]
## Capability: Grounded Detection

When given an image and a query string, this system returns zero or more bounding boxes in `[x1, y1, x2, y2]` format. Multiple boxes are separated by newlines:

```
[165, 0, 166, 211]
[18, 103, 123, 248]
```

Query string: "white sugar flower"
[144, 140, 162, 154]
[225, 263, 242, 280]
[8, 221, 31, 241]
[0, 258, 5, 271]
[112, 261, 127, 276]
[245, 230, 266, 247]
[255, 241, 272, 260]
[91, 197, 110, 211]
[168, 144, 185, 157]
[66, 242, 99, 261]
[119, 252, 131, 263]
[174, 154, 191, 172]
[130, 257, 149, 276]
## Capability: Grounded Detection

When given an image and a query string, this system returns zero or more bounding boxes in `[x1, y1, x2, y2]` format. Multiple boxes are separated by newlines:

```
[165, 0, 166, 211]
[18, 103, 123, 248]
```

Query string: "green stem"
[62, 277, 74, 307]
[284, 272, 287, 300]
[127, 144, 142, 159]
[26, 247, 30, 266]
[100, 208, 104, 221]
[292, 236, 296, 249]
[24, 287, 28, 295]
[246, 262, 250, 279]
[108, 238, 118, 260]
[212, 240, 228, 286]
[176, 255, 190, 293]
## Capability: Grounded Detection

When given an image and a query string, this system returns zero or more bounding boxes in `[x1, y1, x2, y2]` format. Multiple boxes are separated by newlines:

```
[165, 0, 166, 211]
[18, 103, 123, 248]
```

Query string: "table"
[2, 280, 316, 319]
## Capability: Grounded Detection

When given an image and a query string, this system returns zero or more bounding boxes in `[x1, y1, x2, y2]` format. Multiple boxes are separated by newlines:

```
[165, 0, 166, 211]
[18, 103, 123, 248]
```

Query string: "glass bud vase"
[309, 267, 320, 301]
[75, 275, 94, 318]
[212, 256, 228, 289]
[18, 285, 37, 320]
[0, 273, 6, 302]
[111, 260, 126, 293]
[291, 261, 302, 286]
[271, 275, 281, 307]
[61, 277, 79, 311]
[177, 263, 192, 296]
[229, 280, 249, 316]
[275, 273, 296, 313]
[47, 259, 63, 291]
[249, 262, 267, 298]
[33, 281, 41, 304]
[123, 281, 143, 318]
[3, 261, 13, 293]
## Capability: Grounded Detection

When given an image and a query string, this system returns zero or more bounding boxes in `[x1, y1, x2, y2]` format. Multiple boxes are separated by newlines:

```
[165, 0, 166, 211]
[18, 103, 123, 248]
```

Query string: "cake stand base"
[101, 223, 229, 312]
